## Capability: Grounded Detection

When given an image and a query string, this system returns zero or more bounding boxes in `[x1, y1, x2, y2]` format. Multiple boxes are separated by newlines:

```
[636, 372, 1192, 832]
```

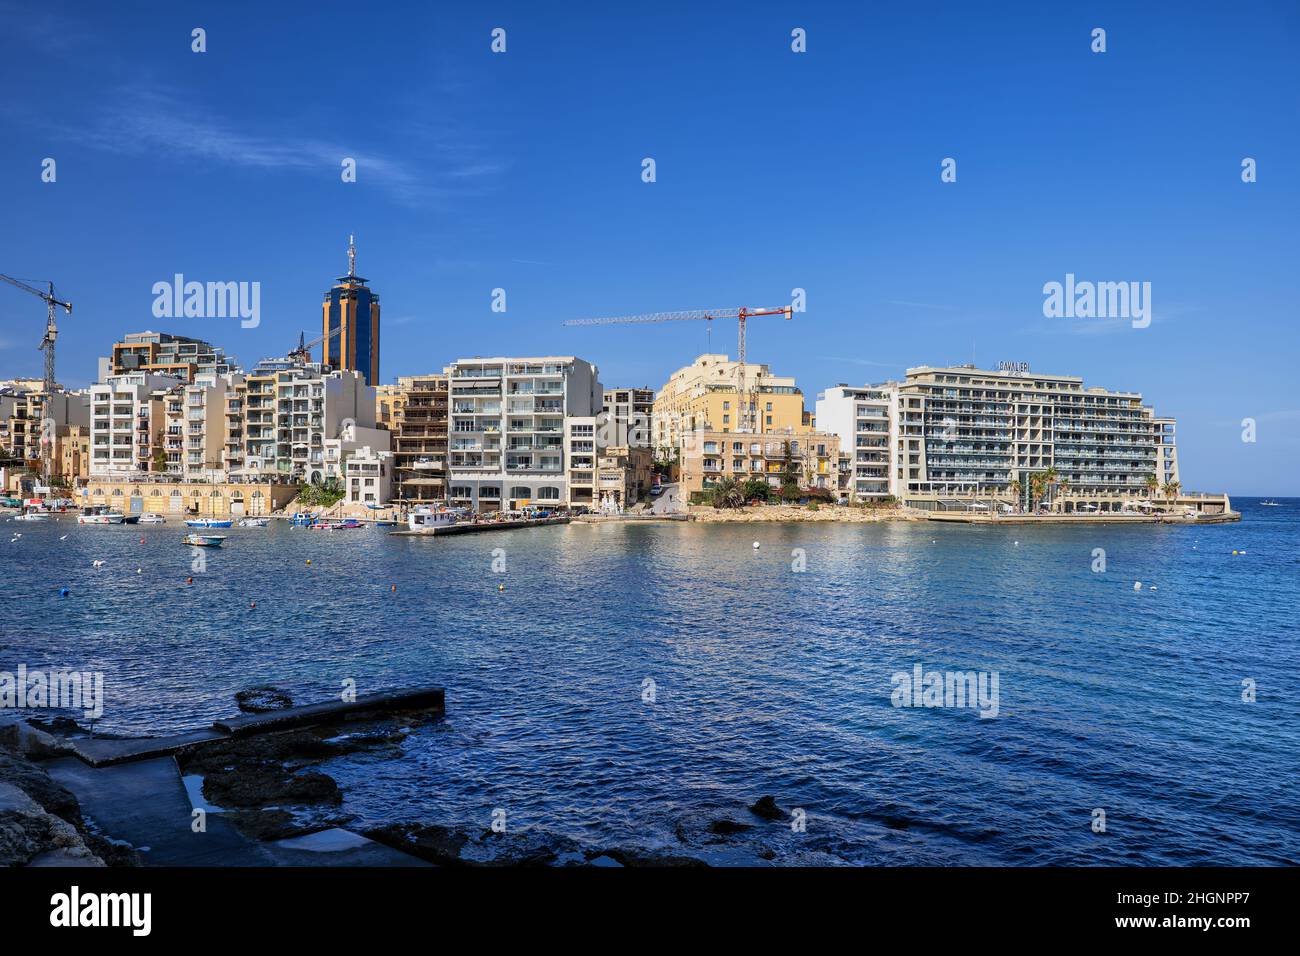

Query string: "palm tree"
[1162, 480, 1181, 502]
[1144, 475, 1159, 499]
[1008, 478, 1022, 512]
[1029, 472, 1047, 511]
[709, 476, 745, 509]
[1043, 466, 1060, 510]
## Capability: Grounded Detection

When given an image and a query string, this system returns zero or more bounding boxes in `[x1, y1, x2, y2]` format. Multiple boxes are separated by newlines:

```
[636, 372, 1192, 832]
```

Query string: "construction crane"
[288, 326, 340, 366]
[0, 274, 72, 484]
[564, 305, 793, 432]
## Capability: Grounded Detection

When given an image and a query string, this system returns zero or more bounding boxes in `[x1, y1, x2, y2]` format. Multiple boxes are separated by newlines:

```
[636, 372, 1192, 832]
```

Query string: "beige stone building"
[681, 430, 840, 502]
[80, 480, 298, 518]
[377, 375, 448, 506]
[651, 355, 810, 459]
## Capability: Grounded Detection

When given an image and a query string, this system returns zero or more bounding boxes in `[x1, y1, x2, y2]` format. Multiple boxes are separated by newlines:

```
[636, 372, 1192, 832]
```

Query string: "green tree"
[741, 477, 771, 502]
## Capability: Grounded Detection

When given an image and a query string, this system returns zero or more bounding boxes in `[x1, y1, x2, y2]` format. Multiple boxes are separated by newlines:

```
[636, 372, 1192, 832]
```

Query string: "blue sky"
[1, 1, 1297, 493]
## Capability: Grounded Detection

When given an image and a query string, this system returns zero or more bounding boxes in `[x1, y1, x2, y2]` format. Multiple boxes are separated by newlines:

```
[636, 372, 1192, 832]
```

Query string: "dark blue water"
[3, 500, 1297, 865]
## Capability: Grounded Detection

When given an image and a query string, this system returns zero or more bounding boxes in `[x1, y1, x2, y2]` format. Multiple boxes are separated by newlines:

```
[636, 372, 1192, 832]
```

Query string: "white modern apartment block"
[240, 365, 375, 484]
[445, 356, 602, 511]
[89, 373, 183, 479]
[814, 385, 895, 500]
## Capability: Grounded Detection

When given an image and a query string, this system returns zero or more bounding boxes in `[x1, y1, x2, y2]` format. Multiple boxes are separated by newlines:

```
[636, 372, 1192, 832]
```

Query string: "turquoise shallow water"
[2, 499, 1297, 865]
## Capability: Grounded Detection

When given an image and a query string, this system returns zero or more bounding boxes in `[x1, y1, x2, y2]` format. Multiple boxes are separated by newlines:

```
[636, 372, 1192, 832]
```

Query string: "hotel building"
[818, 364, 1183, 511]
[322, 236, 380, 386]
[445, 356, 602, 511]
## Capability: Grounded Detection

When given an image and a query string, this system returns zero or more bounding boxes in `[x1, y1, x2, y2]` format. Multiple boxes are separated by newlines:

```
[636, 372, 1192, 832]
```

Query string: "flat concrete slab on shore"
[44, 756, 430, 867]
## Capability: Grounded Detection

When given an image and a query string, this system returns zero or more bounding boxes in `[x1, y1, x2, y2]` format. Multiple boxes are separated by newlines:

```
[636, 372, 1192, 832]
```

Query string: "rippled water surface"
[3, 501, 1297, 865]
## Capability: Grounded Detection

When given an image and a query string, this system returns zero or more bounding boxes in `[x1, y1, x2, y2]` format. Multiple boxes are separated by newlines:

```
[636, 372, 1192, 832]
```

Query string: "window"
[537, 487, 560, 501]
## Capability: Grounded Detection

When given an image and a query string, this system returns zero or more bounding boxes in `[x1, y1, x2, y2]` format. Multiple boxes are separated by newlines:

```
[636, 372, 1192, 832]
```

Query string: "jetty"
[389, 515, 572, 537]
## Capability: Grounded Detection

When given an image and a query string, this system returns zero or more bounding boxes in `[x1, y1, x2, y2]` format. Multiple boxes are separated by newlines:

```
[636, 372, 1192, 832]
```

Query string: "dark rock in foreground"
[749, 795, 785, 821]
[235, 685, 295, 714]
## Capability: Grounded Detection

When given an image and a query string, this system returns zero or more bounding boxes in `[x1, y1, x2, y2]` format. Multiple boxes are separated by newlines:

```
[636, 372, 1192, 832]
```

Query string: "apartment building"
[0, 384, 90, 475]
[600, 386, 654, 450]
[89, 373, 183, 479]
[378, 375, 449, 505]
[445, 356, 601, 511]
[681, 430, 841, 502]
[815, 386, 895, 500]
[240, 365, 376, 484]
[652, 355, 808, 458]
[107, 331, 235, 383]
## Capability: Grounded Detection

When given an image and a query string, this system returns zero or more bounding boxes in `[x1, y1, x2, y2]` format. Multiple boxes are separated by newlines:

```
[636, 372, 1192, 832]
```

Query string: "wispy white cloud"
[61, 87, 503, 206]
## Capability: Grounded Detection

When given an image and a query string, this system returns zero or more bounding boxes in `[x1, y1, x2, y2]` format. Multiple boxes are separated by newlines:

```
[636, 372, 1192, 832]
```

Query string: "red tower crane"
[563, 305, 793, 432]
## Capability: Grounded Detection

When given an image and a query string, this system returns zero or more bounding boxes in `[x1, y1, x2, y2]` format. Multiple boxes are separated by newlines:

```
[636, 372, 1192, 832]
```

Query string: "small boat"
[122, 515, 141, 525]
[308, 519, 362, 530]
[1260, 500, 1281, 507]
[186, 518, 233, 528]
[237, 517, 269, 527]
[288, 512, 317, 527]
[138, 513, 166, 524]
[372, 519, 398, 528]
[78, 507, 125, 525]
[183, 533, 226, 547]
[11, 509, 51, 521]
[407, 506, 459, 532]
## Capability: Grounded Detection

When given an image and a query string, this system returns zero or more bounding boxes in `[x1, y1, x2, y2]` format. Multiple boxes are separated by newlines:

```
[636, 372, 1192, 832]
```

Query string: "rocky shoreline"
[1, 717, 141, 867]
[688, 504, 919, 523]
[3, 696, 841, 867]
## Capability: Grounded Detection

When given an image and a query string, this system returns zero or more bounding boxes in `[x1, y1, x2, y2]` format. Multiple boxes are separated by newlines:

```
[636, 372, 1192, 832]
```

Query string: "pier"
[389, 516, 572, 537]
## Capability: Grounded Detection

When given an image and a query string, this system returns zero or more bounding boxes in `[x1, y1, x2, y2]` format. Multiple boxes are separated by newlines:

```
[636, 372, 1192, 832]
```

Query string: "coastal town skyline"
[3, 2, 1297, 495]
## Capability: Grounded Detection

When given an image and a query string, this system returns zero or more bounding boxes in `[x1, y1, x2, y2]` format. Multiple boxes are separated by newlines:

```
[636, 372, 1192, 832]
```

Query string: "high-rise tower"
[322, 234, 380, 385]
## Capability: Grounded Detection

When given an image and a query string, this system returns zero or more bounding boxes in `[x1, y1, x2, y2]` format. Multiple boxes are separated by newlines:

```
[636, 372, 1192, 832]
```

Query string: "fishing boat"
[237, 516, 269, 527]
[407, 506, 460, 532]
[186, 518, 233, 528]
[288, 512, 317, 527]
[182, 533, 226, 547]
[11, 508, 51, 521]
[77, 506, 125, 525]
[138, 513, 166, 524]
